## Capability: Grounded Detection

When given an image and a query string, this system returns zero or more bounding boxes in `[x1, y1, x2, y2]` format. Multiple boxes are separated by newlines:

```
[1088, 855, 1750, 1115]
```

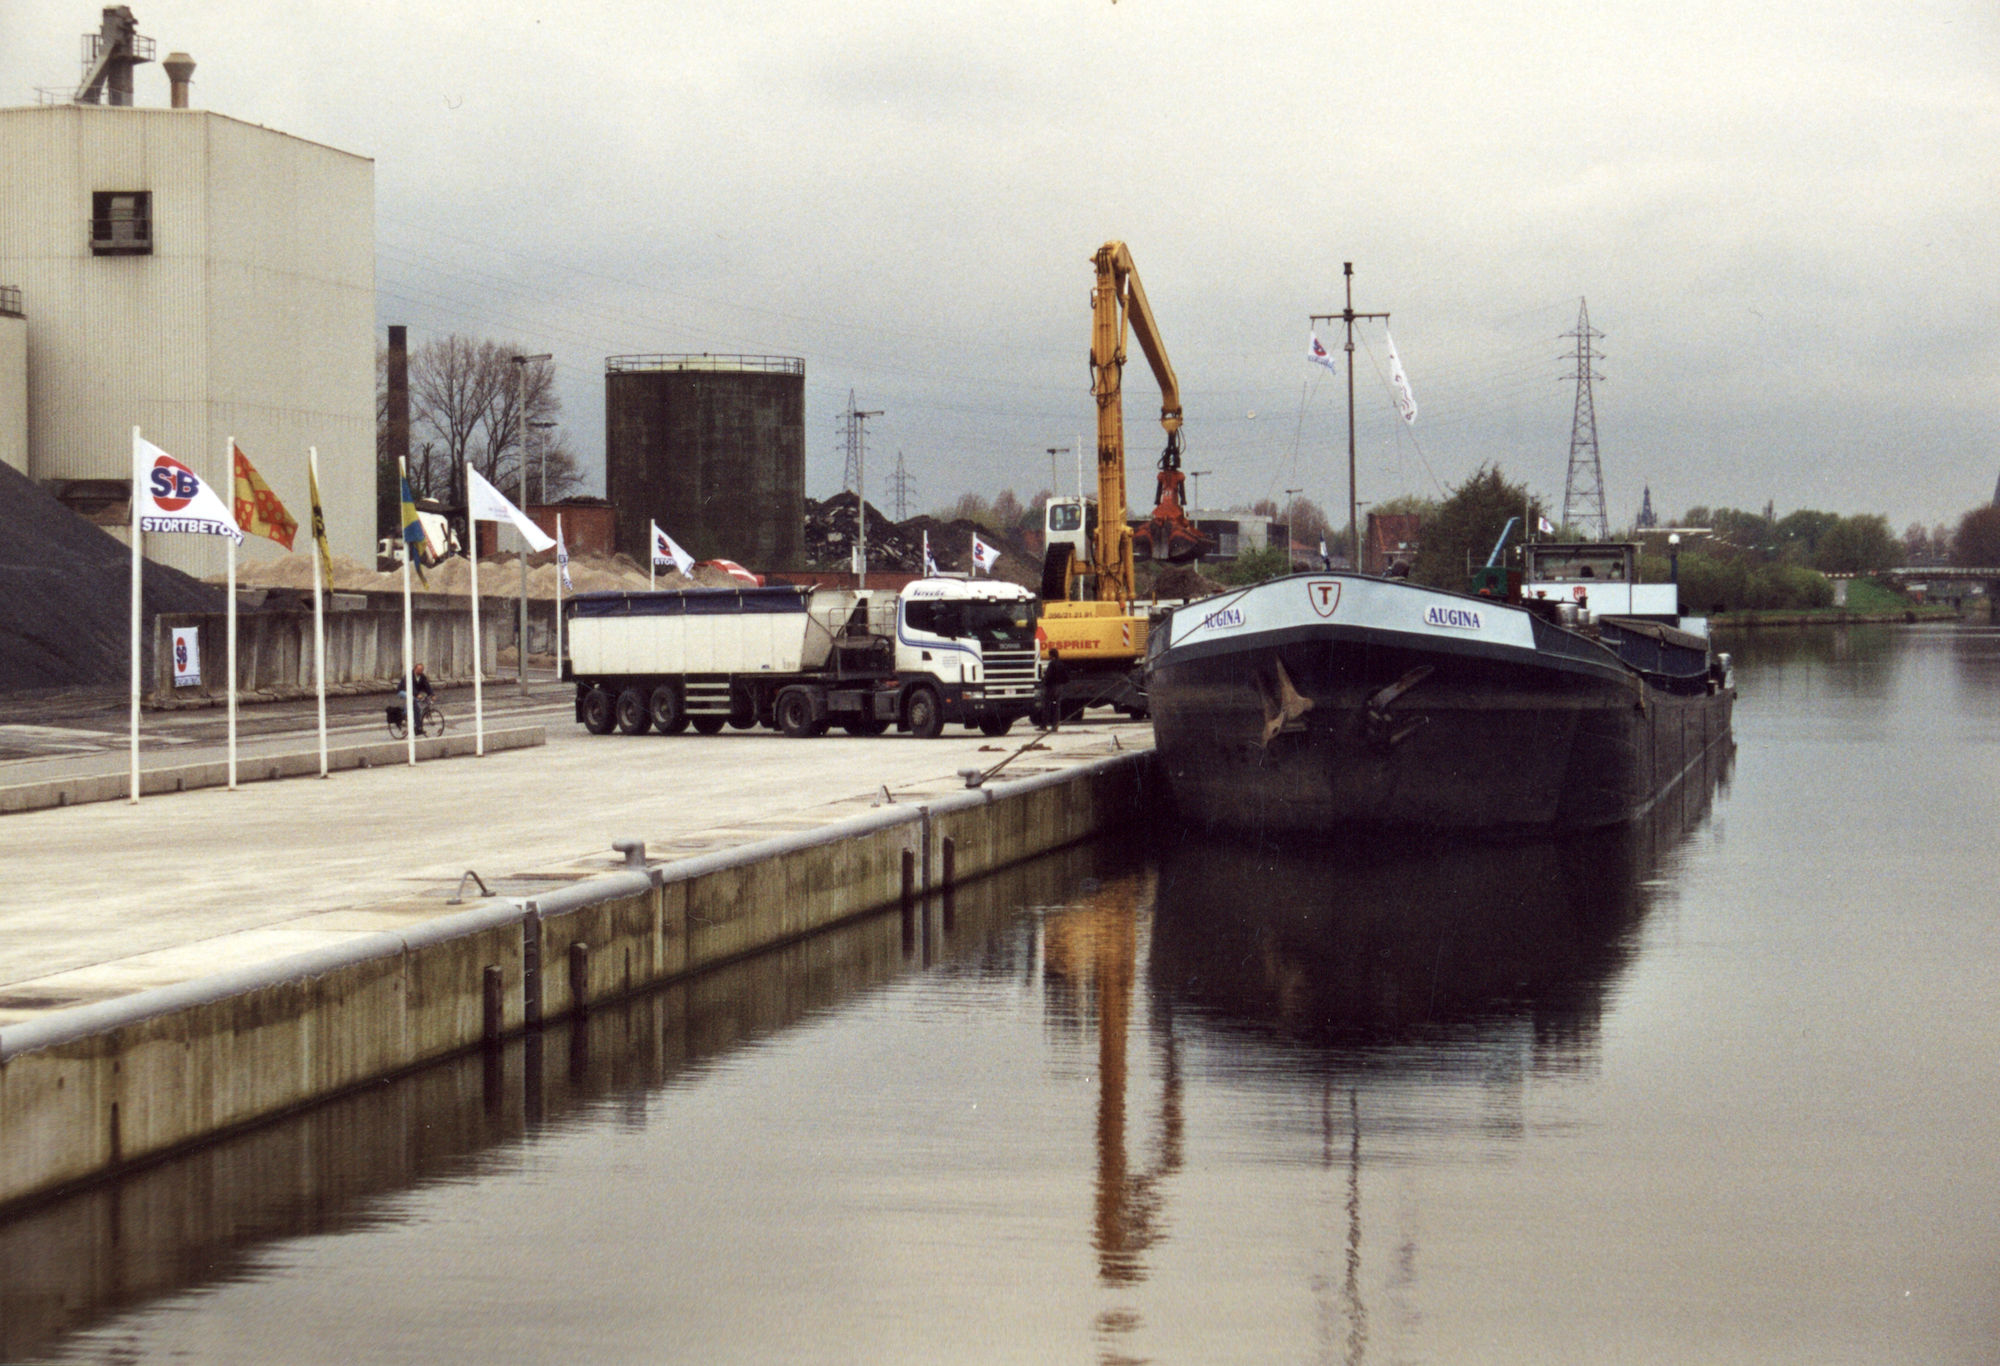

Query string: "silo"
[605, 354, 805, 572]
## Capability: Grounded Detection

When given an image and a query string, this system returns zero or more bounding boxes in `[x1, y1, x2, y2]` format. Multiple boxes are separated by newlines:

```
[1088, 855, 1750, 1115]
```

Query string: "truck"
[566, 577, 1041, 739]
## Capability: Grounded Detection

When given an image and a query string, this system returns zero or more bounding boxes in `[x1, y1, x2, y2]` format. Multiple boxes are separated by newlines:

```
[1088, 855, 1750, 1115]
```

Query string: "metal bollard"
[482, 964, 504, 1043]
[569, 942, 590, 1016]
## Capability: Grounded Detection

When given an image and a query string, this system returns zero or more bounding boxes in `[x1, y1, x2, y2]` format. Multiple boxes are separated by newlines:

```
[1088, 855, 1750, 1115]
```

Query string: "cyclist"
[396, 663, 435, 736]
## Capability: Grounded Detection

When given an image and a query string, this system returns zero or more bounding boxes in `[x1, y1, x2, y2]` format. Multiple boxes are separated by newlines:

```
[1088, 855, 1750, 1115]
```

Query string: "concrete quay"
[0, 708, 1154, 1210]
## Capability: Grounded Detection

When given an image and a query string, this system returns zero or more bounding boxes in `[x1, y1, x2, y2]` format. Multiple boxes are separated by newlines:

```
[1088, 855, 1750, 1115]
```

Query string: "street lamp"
[510, 353, 551, 695]
[1046, 445, 1070, 498]
[1185, 470, 1212, 515]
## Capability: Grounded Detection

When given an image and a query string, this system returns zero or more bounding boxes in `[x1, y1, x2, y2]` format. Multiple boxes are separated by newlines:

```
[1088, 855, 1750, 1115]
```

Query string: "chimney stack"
[162, 51, 194, 108]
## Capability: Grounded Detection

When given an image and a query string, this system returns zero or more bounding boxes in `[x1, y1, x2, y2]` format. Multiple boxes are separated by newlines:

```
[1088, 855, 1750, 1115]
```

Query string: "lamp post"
[1283, 488, 1303, 561]
[1185, 469, 1212, 515]
[529, 420, 557, 505]
[511, 353, 551, 694]
[1046, 445, 1070, 498]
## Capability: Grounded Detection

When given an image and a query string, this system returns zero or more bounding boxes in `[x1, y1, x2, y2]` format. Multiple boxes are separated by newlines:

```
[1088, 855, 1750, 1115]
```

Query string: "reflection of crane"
[1038, 242, 1206, 719]
[1039, 869, 1183, 1306]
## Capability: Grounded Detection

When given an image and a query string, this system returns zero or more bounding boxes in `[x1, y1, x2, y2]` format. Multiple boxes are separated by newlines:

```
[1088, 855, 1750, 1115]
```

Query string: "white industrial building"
[0, 69, 375, 578]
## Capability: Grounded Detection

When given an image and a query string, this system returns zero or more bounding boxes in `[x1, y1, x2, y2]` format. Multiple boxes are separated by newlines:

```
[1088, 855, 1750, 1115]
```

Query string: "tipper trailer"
[566, 578, 1041, 738]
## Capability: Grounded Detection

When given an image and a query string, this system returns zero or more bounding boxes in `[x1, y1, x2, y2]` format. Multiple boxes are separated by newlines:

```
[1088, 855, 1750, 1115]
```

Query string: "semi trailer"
[566, 577, 1040, 738]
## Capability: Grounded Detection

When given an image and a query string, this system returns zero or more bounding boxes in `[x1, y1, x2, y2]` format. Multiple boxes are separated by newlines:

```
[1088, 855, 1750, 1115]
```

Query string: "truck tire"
[906, 686, 944, 739]
[775, 689, 824, 738]
[649, 685, 687, 734]
[616, 687, 651, 735]
[690, 715, 727, 735]
[581, 686, 616, 735]
[840, 715, 889, 736]
[978, 714, 1015, 737]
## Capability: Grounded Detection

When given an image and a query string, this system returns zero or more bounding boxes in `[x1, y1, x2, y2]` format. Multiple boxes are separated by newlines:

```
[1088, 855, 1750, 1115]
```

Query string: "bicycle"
[387, 698, 446, 739]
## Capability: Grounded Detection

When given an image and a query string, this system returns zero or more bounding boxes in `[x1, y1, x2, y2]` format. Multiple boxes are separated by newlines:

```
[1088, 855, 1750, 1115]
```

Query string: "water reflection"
[1151, 743, 1729, 1053]
[0, 841, 1128, 1365]
[1139, 746, 1729, 1363]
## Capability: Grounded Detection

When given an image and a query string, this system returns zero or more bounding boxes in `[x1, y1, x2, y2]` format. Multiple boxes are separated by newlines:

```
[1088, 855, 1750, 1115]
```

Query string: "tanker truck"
[566, 577, 1040, 739]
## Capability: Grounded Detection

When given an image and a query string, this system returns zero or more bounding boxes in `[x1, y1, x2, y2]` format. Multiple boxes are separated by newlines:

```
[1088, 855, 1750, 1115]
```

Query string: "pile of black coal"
[0, 461, 223, 690]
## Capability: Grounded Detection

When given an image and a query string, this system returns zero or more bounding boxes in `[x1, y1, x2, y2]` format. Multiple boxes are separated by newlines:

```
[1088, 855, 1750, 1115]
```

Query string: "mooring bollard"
[941, 835, 957, 926]
[901, 848, 917, 913]
[569, 942, 590, 1015]
[482, 964, 504, 1043]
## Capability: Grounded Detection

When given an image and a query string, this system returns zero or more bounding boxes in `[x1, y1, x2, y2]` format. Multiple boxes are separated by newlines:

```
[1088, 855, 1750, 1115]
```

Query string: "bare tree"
[377, 335, 581, 504]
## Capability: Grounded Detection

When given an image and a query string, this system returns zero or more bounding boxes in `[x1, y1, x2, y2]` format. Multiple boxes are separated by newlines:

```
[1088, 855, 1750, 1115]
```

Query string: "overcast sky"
[6, 0, 1995, 531]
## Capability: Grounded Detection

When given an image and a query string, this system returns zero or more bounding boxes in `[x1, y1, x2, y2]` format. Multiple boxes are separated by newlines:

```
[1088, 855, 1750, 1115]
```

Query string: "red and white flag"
[1308, 331, 1338, 374]
[970, 533, 1000, 575]
[135, 434, 242, 543]
[651, 520, 694, 576]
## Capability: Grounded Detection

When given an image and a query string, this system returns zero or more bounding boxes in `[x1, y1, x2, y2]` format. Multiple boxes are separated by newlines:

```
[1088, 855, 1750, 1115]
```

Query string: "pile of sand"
[0, 461, 223, 690]
[226, 549, 773, 599]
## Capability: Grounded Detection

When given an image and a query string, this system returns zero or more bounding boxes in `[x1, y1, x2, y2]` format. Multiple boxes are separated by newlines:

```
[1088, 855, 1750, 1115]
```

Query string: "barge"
[1144, 541, 1734, 834]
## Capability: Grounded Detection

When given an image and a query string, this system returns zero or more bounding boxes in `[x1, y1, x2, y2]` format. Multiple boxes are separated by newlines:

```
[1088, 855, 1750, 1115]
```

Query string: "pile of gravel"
[0, 460, 223, 691]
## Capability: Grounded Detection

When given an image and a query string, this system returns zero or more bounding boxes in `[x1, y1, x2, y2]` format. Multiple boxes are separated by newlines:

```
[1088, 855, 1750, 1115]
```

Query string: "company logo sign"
[1424, 604, 1483, 630]
[147, 455, 202, 512]
[1304, 579, 1341, 618]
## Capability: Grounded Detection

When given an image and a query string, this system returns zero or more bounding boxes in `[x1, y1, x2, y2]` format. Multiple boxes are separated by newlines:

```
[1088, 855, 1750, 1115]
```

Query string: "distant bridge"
[1823, 566, 2000, 607]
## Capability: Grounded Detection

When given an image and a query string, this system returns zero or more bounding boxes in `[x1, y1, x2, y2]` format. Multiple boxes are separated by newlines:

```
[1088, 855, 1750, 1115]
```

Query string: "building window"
[90, 191, 151, 255]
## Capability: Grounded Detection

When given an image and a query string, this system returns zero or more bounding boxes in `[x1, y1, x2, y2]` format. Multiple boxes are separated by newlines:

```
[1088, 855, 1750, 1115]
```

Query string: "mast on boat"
[1312, 263, 1388, 571]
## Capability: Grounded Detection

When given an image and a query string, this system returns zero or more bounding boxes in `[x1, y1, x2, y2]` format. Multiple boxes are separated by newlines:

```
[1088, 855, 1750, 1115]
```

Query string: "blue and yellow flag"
[398, 459, 426, 582]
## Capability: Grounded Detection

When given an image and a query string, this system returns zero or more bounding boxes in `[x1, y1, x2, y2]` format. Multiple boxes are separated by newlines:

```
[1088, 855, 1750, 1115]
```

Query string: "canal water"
[5, 623, 1999, 1363]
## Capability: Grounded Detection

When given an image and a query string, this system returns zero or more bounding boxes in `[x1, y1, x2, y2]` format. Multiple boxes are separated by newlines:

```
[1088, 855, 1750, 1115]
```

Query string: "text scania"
[1424, 605, 1482, 630]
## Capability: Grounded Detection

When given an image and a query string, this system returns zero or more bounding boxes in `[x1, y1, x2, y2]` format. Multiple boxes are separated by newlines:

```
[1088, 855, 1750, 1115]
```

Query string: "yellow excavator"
[1038, 241, 1205, 719]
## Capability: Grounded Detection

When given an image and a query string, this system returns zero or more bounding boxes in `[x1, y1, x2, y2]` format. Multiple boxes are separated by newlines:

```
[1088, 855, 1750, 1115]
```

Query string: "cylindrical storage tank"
[605, 354, 805, 572]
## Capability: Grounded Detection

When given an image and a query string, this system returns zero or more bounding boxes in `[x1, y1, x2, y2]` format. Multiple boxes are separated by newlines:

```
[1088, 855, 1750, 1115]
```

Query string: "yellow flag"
[230, 442, 298, 549]
[307, 450, 335, 586]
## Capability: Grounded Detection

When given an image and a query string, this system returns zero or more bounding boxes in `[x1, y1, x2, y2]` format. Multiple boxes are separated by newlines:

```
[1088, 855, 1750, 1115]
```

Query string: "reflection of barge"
[1145, 542, 1734, 834]
[1149, 738, 1727, 1044]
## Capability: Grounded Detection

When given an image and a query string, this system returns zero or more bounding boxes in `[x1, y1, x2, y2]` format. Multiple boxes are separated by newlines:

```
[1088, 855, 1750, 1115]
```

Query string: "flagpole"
[310, 447, 329, 778]
[400, 457, 416, 767]
[470, 461, 485, 757]
[649, 522, 656, 591]
[554, 513, 564, 682]
[129, 425, 143, 804]
[225, 438, 238, 792]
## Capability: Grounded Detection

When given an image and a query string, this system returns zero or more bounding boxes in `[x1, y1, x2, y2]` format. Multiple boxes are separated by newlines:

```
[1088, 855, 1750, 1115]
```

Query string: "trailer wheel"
[775, 689, 824, 738]
[906, 686, 944, 739]
[690, 715, 727, 735]
[978, 714, 1015, 737]
[728, 695, 757, 729]
[649, 685, 687, 734]
[581, 686, 616, 735]
[840, 715, 889, 736]
[615, 687, 651, 735]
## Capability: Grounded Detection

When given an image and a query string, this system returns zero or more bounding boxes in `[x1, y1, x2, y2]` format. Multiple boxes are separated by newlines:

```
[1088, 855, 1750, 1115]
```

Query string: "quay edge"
[0, 749, 1151, 1213]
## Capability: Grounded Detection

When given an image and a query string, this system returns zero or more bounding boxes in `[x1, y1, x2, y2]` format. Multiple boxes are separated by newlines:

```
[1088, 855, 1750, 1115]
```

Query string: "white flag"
[923, 531, 939, 576]
[651, 520, 694, 576]
[134, 435, 242, 542]
[557, 519, 573, 592]
[1385, 330, 1418, 425]
[1538, 515, 1556, 535]
[1308, 331, 1339, 374]
[970, 532, 1000, 575]
[467, 466, 555, 551]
